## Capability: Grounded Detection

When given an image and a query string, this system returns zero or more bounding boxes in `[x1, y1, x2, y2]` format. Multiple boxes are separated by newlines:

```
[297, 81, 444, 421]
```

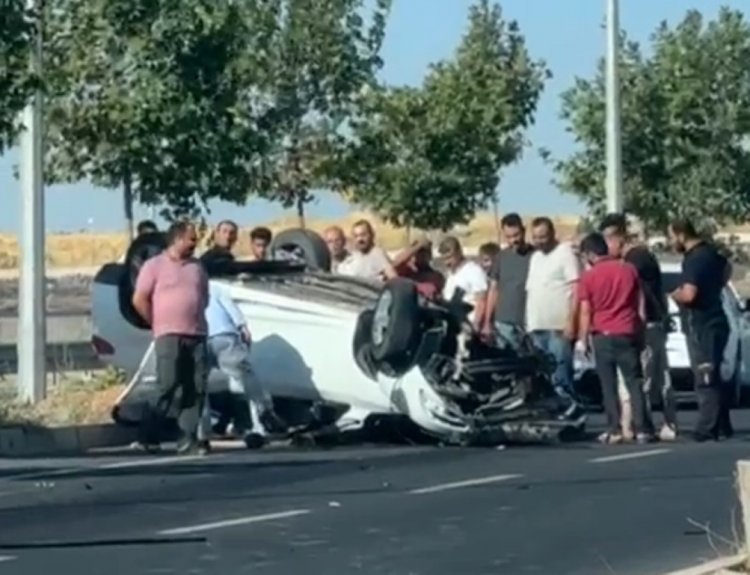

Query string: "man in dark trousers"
[576, 232, 655, 444]
[669, 218, 733, 441]
[132, 221, 211, 455]
[599, 213, 677, 440]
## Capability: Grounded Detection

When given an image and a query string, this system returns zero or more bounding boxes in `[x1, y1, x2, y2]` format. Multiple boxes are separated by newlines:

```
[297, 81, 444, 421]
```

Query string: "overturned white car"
[90, 229, 586, 446]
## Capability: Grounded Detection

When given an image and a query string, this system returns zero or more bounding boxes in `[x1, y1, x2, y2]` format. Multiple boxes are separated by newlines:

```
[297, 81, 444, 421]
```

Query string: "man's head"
[351, 219, 376, 253]
[324, 225, 347, 260]
[598, 212, 628, 258]
[250, 226, 272, 260]
[668, 218, 699, 254]
[438, 236, 464, 271]
[213, 220, 238, 250]
[530, 217, 556, 252]
[501, 213, 525, 249]
[136, 220, 158, 236]
[413, 239, 434, 270]
[579, 232, 610, 267]
[166, 221, 198, 259]
[478, 242, 500, 273]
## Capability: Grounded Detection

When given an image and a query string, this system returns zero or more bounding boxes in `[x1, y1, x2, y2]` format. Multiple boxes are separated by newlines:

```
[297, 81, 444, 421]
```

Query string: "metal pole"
[605, 0, 623, 213]
[17, 0, 46, 403]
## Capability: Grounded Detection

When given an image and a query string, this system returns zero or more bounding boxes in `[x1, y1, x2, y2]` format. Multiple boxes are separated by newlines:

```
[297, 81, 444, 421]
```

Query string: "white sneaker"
[659, 424, 677, 442]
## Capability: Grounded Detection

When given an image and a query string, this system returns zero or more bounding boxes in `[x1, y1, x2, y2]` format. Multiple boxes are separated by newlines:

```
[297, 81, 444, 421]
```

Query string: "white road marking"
[590, 448, 672, 464]
[158, 509, 312, 536]
[409, 474, 522, 495]
[100, 454, 207, 470]
[0, 555, 17, 562]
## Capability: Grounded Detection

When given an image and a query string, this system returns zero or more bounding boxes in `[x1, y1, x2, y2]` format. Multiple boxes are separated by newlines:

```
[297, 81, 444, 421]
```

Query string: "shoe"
[260, 410, 288, 435]
[659, 424, 677, 442]
[635, 433, 657, 444]
[177, 436, 212, 456]
[244, 432, 267, 450]
[692, 431, 718, 443]
[598, 432, 624, 445]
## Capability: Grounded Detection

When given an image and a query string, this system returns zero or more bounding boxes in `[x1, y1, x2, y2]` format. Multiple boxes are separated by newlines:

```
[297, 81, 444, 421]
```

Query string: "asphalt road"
[0, 413, 749, 575]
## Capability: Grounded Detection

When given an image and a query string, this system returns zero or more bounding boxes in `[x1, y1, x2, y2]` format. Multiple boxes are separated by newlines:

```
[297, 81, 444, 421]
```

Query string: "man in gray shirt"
[482, 213, 534, 346]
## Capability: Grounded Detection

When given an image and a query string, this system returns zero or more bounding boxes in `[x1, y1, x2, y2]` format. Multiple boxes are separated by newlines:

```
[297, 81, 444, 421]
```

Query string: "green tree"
[341, 0, 548, 231]
[555, 8, 750, 232]
[0, 0, 36, 153]
[43, 0, 274, 236]
[246, 0, 392, 227]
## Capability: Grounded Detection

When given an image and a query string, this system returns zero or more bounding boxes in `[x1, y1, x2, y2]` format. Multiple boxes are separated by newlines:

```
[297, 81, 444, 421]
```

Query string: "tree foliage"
[43, 0, 275, 229]
[340, 0, 548, 231]
[555, 8, 750, 232]
[245, 0, 392, 226]
[0, 0, 36, 153]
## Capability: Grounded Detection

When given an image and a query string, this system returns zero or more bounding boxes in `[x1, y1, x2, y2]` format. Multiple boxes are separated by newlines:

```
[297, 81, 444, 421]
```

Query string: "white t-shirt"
[525, 241, 580, 331]
[443, 260, 488, 322]
[337, 247, 391, 281]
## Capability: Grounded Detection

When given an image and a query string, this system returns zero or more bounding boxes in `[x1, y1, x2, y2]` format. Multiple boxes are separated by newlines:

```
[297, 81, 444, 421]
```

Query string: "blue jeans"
[530, 330, 574, 398]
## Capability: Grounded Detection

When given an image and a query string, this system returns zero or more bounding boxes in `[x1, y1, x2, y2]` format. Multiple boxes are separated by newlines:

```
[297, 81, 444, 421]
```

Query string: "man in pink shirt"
[132, 221, 211, 455]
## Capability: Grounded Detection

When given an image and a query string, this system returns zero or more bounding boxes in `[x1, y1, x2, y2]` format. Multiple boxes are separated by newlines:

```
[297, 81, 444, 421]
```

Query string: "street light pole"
[605, 0, 624, 213]
[17, 0, 46, 403]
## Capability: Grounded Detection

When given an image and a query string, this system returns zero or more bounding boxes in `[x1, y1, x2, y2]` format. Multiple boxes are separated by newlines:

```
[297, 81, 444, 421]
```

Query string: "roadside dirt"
[0, 370, 124, 427]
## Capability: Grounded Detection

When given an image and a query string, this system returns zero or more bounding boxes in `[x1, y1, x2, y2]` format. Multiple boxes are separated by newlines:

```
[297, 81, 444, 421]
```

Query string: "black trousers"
[139, 334, 208, 444]
[686, 321, 732, 439]
[592, 333, 653, 435]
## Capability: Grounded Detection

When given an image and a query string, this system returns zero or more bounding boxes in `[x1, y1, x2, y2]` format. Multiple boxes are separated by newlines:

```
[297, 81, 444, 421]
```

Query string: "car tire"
[120, 231, 167, 329]
[270, 228, 331, 271]
[370, 278, 421, 365]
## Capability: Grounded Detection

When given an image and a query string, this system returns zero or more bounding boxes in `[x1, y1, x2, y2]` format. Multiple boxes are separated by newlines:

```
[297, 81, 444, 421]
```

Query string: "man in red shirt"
[576, 232, 655, 444]
[392, 238, 445, 300]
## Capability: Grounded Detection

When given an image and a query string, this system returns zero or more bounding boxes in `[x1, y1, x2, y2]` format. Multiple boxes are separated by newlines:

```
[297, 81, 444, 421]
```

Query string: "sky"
[0, 0, 742, 232]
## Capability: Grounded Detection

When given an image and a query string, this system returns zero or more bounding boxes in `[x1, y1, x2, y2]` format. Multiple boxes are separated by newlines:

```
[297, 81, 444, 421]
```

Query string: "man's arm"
[482, 257, 500, 332]
[562, 244, 581, 340]
[132, 260, 157, 324]
[467, 264, 489, 331]
[671, 255, 700, 305]
[575, 273, 591, 348]
[379, 248, 399, 280]
[391, 239, 429, 269]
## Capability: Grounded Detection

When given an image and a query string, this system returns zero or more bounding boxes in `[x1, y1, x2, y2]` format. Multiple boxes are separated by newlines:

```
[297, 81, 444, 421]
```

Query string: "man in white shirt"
[438, 236, 488, 331]
[526, 217, 581, 398]
[337, 219, 398, 282]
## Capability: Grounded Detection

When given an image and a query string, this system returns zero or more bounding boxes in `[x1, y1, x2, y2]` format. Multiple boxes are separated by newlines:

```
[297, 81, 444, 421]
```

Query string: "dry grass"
[0, 211, 585, 269]
[0, 368, 125, 427]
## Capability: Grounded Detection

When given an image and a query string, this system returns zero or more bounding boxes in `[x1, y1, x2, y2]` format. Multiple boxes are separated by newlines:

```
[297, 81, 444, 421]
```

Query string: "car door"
[724, 283, 750, 386]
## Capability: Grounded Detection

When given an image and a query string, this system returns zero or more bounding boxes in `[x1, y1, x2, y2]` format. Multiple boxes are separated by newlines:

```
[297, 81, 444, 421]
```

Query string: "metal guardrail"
[0, 341, 102, 375]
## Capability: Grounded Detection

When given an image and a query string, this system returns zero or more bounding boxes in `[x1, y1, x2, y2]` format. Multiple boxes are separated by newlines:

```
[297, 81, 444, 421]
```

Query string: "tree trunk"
[491, 193, 501, 243]
[296, 194, 306, 229]
[123, 171, 134, 242]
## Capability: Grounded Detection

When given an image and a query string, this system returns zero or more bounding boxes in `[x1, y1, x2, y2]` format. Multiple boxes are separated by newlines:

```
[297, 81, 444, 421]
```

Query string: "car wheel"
[120, 232, 167, 329]
[269, 228, 331, 271]
[370, 278, 421, 365]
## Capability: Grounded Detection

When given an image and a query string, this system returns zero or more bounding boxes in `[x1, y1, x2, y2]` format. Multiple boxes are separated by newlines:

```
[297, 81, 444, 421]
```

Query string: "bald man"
[324, 225, 350, 272]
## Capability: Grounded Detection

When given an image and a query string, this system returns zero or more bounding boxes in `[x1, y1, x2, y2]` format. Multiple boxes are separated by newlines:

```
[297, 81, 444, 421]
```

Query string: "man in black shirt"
[669, 218, 733, 441]
[600, 214, 673, 439]
[200, 220, 239, 272]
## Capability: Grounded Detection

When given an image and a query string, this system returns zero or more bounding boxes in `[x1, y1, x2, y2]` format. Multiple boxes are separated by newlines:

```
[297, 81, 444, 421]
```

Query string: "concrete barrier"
[0, 423, 136, 457]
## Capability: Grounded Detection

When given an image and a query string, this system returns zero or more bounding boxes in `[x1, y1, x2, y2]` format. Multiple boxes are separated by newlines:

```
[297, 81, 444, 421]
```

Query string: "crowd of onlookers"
[128, 212, 734, 454]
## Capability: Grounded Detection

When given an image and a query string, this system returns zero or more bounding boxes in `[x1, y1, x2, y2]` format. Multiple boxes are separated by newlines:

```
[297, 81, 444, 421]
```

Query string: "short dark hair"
[217, 219, 238, 231]
[478, 242, 500, 257]
[598, 212, 627, 235]
[670, 217, 699, 239]
[531, 216, 555, 234]
[500, 213, 523, 229]
[250, 226, 272, 243]
[136, 219, 158, 235]
[580, 232, 609, 257]
[166, 220, 193, 245]
[352, 219, 374, 235]
[438, 235, 462, 255]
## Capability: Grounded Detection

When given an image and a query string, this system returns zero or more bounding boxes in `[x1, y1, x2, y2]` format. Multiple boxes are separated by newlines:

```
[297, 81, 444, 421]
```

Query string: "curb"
[0, 424, 137, 457]
[660, 554, 746, 575]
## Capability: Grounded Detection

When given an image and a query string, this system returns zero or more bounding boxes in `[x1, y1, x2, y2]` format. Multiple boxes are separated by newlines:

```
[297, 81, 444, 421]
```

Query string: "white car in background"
[90, 229, 585, 447]
[573, 260, 750, 407]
